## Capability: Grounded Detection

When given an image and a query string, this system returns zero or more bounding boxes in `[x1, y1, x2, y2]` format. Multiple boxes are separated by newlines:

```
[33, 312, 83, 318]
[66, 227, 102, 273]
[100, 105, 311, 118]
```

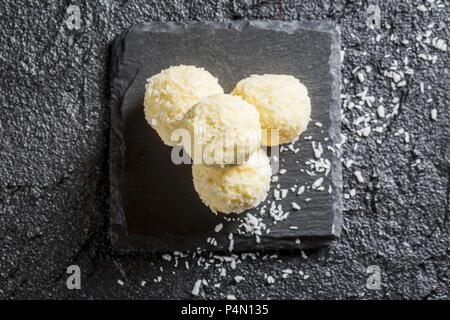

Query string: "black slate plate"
[109, 21, 342, 252]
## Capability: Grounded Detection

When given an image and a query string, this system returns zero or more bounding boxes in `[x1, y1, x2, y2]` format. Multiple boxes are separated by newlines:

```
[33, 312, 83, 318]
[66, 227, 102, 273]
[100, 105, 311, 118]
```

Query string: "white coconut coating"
[192, 150, 272, 214]
[144, 65, 224, 146]
[180, 94, 261, 165]
[232, 74, 311, 146]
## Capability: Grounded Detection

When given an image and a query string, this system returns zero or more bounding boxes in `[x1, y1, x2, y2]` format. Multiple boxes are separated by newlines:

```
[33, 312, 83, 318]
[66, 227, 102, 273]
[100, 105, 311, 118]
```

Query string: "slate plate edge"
[108, 21, 342, 252]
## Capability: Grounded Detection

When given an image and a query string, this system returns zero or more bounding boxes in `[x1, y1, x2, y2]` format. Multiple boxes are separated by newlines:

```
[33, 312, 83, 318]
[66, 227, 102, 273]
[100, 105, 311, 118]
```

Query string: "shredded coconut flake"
[354, 170, 365, 183]
[431, 109, 437, 120]
[267, 276, 276, 284]
[214, 223, 223, 233]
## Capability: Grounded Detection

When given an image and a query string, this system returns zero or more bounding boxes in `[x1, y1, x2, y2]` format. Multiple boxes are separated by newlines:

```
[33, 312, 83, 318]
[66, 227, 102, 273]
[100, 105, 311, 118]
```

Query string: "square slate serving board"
[109, 21, 342, 252]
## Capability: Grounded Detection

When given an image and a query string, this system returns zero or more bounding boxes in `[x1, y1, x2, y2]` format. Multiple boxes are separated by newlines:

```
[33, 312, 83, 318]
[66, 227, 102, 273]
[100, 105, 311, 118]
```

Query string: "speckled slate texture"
[109, 21, 342, 252]
[0, 1, 449, 299]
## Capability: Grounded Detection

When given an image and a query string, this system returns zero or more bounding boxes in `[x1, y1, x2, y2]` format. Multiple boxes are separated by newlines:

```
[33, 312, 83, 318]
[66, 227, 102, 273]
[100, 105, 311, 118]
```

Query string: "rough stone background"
[0, 0, 449, 299]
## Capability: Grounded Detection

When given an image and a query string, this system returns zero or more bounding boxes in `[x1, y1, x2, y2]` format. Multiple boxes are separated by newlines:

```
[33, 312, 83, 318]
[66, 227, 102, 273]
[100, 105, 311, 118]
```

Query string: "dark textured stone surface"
[0, 0, 449, 299]
[110, 21, 342, 252]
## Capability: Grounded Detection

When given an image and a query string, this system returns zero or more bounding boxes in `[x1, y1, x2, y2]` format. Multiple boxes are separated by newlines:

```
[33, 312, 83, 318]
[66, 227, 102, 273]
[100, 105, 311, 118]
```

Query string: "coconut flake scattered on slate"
[214, 223, 223, 233]
[191, 280, 202, 296]
[312, 141, 323, 159]
[354, 170, 365, 183]
[312, 177, 324, 190]
[297, 186, 305, 195]
[267, 275, 276, 284]
[301, 251, 308, 259]
[431, 109, 437, 120]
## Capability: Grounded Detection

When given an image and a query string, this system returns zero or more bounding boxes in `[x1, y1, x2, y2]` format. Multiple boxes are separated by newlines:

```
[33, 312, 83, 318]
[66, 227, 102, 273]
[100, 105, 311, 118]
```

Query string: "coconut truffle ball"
[144, 65, 224, 146]
[232, 74, 311, 146]
[192, 150, 272, 214]
[180, 94, 261, 165]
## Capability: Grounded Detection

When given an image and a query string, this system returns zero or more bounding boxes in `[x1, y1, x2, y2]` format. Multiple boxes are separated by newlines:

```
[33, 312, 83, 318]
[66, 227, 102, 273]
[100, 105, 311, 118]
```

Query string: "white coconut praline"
[192, 150, 272, 214]
[232, 74, 311, 146]
[180, 94, 261, 165]
[144, 65, 223, 146]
